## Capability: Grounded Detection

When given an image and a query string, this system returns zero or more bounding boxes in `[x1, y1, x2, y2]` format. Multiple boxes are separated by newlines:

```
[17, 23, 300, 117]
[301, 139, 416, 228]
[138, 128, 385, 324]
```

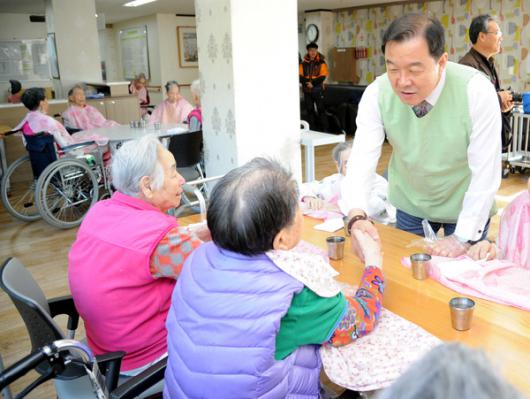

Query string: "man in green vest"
[341, 14, 501, 259]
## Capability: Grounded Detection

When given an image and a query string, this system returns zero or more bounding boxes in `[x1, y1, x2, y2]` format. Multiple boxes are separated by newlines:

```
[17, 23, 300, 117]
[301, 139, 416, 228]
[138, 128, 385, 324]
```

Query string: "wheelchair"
[0, 130, 112, 229]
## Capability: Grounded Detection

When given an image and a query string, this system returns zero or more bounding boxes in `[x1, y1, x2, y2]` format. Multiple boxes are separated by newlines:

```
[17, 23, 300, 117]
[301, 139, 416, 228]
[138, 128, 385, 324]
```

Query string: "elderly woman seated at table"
[163, 157, 385, 398]
[129, 73, 150, 116]
[14, 87, 108, 150]
[186, 79, 202, 132]
[62, 84, 119, 131]
[301, 142, 396, 224]
[68, 135, 205, 382]
[149, 80, 193, 125]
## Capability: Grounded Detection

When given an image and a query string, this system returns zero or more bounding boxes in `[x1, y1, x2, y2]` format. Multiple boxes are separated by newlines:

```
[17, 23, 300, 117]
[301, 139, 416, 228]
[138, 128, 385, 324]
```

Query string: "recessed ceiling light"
[123, 0, 158, 7]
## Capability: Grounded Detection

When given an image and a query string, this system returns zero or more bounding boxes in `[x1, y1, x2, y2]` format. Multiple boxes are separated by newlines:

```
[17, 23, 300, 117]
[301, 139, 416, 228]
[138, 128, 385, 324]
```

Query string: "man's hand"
[467, 240, 496, 261]
[499, 90, 514, 112]
[352, 230, 383, 268]
[303, 196, 324, 210]
[347, 209, 380, 262]
[427, 235, 469, 258]
[306, 82, 313, 89]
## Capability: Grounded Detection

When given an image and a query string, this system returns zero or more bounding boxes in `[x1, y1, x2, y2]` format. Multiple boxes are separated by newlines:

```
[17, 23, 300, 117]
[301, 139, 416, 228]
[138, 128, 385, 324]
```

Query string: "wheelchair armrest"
[48, 295, 80, 333]
[95, 351, 126, 393]
[110, 356, 167, 399]
[61, 141, 97, 153]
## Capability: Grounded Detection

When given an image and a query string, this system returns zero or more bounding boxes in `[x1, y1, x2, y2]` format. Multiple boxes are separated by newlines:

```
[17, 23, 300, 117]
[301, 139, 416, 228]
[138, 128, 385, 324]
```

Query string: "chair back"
[0, 258, 70, 376]
[168, 130, 203, 168]
[24, 133, 57, 179]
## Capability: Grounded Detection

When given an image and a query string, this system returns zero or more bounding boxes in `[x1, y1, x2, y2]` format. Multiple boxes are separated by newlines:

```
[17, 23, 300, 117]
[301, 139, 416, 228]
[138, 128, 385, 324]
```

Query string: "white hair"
[190, 79, 201, 97]
[377, 343, 524, 399]
[111, 135, 165, 197]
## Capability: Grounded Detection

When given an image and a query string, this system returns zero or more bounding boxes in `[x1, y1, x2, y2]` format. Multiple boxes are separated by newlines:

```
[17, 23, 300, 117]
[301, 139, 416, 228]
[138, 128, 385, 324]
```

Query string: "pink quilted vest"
[68, 192, 178, 371]
[498, 191, 530, 269]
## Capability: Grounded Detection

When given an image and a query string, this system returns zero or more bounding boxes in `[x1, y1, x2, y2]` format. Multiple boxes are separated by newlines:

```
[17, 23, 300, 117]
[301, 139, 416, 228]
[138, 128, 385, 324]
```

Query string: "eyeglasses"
[485, 30, 502, 37]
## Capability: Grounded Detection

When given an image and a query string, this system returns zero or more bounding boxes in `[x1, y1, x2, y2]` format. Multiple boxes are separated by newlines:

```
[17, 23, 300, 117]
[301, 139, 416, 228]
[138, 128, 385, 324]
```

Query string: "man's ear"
[139, 176, 153, 198]
[272, 227, 291, 251]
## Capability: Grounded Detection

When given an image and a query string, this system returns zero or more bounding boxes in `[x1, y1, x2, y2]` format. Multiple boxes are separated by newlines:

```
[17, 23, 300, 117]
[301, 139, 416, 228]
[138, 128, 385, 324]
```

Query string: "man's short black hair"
[381, 14, 445, 59]
[306, 42, 318, 50]
[207, 157, 299, 256]
[469, 15, 494, 44]
[21, 87, 46, 111]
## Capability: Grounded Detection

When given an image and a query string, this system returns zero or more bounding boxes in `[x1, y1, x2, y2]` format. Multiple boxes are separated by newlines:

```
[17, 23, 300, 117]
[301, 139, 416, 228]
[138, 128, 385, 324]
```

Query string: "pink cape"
[14, 111, 109, 148]
[62, 104, 119, 130]
[149, 98, 193, 124]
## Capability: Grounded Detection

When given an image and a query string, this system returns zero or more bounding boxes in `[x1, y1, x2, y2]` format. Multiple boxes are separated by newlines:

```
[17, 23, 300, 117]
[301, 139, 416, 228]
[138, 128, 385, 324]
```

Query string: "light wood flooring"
[0, 141, 528, 397]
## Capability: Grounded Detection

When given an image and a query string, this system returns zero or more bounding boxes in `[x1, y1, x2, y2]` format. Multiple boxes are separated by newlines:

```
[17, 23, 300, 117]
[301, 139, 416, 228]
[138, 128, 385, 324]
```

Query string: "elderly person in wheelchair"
[68, 135, 208, 393]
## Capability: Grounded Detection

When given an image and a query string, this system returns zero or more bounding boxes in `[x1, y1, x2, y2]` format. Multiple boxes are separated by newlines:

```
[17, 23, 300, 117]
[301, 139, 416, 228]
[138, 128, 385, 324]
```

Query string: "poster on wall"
[119, 26, 150, 80]
[177, 26, 198, 68]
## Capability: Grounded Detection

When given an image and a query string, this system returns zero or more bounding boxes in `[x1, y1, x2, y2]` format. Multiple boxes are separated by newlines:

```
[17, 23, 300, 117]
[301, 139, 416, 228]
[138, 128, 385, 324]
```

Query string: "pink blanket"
[401, 256, 530, 311]
[498, 191, 530, 270]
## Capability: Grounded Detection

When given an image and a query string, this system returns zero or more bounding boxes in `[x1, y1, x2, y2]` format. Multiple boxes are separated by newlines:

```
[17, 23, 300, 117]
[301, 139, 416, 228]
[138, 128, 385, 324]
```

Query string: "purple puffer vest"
[164, 242, 322, 398]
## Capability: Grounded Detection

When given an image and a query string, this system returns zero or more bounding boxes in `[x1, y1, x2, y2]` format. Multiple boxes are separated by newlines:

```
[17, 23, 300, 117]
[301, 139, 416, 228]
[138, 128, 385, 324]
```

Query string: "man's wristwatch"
[347, 213, 374, 235]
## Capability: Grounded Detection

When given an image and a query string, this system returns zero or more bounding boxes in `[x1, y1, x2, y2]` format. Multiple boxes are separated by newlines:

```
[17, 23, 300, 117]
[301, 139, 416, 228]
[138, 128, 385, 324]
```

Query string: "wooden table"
[179, 214, 530, 396]
[300, 217, 530, 396]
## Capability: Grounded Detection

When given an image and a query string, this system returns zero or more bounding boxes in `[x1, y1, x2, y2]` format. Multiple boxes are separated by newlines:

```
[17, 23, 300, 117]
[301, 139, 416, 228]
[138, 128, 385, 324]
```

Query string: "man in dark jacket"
[300, 42, 329, 132]
[459, 15, 513, 150]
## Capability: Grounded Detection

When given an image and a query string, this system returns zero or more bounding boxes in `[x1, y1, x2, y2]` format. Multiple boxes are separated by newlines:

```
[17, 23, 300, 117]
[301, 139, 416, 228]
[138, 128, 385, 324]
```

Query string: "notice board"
[0, 39, 49, 82]
[119, 26, 150, 80]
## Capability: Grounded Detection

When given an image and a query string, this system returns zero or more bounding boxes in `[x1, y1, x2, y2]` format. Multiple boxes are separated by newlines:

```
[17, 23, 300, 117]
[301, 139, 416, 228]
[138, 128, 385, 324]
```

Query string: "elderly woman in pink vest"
[62, 84, 119, 131]
[129, 73, 150, 116]
[149, 80, 193, 125]
[68, 135, 207, 389]
[467, 177, 530, 268]
[164, 158, 385, 398]
[186, 79, 202, 132]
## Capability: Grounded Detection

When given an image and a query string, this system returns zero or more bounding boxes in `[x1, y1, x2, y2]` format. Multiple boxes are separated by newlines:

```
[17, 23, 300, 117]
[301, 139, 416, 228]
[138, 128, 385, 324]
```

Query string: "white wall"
[98, 28, 120, 82]
[0, 13, 52, 101]
[47, 0, 102, 97]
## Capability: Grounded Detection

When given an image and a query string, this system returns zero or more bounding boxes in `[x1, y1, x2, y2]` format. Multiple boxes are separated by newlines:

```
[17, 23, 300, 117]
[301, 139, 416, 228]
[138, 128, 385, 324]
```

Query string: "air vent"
[29, 15, 46, 23]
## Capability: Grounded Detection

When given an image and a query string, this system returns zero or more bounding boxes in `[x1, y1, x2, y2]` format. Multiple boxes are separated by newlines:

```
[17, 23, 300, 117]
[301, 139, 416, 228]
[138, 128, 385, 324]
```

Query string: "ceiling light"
[123, 0, 158, 7]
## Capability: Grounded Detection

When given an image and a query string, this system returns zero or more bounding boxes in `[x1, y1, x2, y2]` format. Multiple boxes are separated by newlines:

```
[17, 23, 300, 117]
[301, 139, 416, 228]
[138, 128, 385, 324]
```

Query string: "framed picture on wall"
[177, 26, 198, 68]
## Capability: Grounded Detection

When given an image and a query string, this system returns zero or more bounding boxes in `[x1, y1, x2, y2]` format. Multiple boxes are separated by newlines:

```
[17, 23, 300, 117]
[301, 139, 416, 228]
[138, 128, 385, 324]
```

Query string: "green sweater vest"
[378, 62, 480, 223]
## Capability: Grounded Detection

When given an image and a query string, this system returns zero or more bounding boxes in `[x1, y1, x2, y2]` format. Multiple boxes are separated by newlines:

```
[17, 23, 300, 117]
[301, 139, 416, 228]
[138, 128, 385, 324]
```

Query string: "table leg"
[305, 144, 315, 182]
[0, 139, 7, 180]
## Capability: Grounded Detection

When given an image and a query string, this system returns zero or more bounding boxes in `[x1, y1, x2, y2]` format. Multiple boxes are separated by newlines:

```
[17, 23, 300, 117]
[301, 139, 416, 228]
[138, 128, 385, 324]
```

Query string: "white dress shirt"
[341, 66, 502, 241]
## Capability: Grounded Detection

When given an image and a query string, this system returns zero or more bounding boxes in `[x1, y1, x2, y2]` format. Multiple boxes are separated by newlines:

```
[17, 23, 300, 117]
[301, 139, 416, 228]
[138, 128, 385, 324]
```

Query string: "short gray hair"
[331, 142, 352, 164]
[165, 80, 180, 93]
[67, 84, 85, 97]
[190, 79, 201, 97]
[377, 343, 524, 399]
[111, 135, 165, 197]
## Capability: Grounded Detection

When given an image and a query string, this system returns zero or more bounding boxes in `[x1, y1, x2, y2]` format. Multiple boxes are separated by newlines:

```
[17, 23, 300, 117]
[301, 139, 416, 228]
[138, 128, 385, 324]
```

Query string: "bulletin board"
[0, 39, 50, 82]
[119, 26, 150, 80]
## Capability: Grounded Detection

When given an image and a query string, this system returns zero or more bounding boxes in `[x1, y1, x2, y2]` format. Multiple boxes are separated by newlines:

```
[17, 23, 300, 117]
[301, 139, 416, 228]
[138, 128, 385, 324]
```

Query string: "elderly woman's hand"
[352, 230, 382, 269]
[187, 222, 211, 242]
[466, 240, 496, 261]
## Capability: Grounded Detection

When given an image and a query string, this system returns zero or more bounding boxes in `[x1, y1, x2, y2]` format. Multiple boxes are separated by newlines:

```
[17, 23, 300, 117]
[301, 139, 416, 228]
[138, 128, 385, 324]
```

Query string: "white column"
[195, 0, 302, 181]
[46, 0, 102, 97]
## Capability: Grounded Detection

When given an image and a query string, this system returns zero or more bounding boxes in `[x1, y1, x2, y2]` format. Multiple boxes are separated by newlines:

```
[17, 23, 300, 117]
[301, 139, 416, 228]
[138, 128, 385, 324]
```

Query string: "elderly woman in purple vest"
[68, 135, 209, 392]
[164, 158, 385, 398]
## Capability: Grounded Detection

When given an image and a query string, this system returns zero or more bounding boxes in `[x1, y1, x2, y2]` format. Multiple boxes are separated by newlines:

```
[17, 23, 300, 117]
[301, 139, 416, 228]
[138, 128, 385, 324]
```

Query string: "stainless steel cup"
[410, 253, 431, 280]
[327, 236, 345, 260]
[449, 297, 475, 331]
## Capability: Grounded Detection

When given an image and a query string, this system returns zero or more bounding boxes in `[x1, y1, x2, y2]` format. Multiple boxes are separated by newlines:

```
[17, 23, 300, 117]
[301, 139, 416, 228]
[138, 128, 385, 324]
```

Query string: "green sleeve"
[275, 287, 347, 360]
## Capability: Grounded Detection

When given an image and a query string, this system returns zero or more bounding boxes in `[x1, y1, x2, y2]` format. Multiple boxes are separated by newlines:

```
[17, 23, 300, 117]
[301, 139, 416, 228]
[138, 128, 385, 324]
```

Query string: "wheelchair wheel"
[0, 155, 41, 222]
[35, 159, 98, 229]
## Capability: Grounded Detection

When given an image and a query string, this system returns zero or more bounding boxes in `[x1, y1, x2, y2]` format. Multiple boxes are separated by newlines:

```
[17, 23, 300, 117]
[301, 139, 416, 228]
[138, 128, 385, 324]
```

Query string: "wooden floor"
[0, 141, 528, 397]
